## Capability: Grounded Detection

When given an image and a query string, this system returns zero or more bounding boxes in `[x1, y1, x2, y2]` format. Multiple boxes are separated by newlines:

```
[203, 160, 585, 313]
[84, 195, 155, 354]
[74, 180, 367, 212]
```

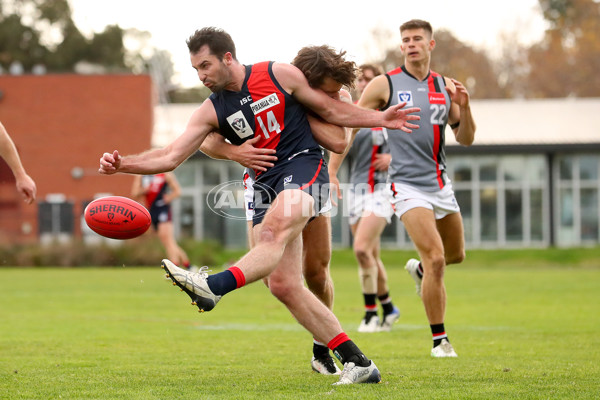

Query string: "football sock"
[312, 340, 330, 358]
[378, 292, 395, 315]
[206, 266, 246, 296]
[183, 261, 191, 269]
[363, 293, 377, 319]
[328, 333, 370, 367]
[431, 323, 448, 347]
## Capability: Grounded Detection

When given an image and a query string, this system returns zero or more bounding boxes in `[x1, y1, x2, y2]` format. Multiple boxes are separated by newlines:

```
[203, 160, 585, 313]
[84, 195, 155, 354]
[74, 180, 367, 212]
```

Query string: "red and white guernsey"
[385, 65, 451, 191]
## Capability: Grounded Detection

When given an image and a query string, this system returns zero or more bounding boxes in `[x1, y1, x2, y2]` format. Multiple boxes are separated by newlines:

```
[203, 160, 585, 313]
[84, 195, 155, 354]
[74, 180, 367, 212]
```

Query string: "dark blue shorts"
[252, 149, 331, 226]
[149, 203, 171, 230]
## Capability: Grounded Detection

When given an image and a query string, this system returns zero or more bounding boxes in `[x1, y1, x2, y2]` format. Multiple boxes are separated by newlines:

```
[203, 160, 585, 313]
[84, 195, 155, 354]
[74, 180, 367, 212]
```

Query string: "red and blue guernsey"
[209, 61, 321, 177]
[210, 61, 328, 225]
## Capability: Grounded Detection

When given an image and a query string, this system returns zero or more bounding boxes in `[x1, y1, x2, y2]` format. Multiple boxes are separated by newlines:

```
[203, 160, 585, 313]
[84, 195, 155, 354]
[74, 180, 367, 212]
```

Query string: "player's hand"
[16, 174, 36, 204]
[329, 174, 342, 206]
[373, 153, 391, 171]
[446, 78, 470, 108]
[383, 102, 420, 133]
[99, 150, 122, 175]
[232, 137, 277, 171]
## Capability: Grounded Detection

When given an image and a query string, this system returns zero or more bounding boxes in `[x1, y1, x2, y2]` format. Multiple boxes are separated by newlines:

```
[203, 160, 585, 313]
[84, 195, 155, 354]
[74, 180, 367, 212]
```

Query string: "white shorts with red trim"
[389, 181, 460, 220]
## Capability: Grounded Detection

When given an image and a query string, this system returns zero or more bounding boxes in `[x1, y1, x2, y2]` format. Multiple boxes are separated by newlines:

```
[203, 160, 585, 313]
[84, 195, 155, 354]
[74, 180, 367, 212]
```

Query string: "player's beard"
[207, 62, 234, 93]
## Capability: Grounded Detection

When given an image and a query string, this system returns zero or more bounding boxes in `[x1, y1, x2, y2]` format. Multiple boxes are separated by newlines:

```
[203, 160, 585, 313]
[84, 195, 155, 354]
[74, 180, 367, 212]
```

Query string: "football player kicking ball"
[99, 27, 420, 384]
[200, 44, 357, 376]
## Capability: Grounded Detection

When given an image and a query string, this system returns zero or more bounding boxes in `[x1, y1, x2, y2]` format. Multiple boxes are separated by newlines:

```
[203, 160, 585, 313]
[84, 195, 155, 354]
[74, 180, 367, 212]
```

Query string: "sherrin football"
[84, 196, 151, 240]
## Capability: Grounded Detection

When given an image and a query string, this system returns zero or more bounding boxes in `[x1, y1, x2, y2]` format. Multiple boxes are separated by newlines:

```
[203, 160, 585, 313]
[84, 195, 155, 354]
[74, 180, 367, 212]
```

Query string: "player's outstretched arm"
[274, 63, 420, 131]
[99, 102, 218, 175]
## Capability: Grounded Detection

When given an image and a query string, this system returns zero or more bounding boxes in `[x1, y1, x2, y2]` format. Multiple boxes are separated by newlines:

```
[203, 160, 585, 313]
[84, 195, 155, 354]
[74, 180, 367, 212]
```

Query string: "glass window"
[579, 156, 598, 181]
[176, 162, 196, 188]
[452, 160, 472, 182]
[203, 203, 225, 242]
[526, 156, 547, 183]
[560, 188, 574, 227]
[480, 163, 497, 182]
[558, 188, 576, 244]
[502, 156, 525, 182]
[38, 201, 74, 234]
[203, 162, 223, 185]
[380, 218, 398, 244]
[581, 188, 598, 240]
[559, 157, 573, 180]
[179, 196, 195, 238]
[455, 190, 472, 242]
[480, 187, 497, 241]
[505, 189, 523, 241]
[530, 189, 544, 241]
[228, 162, 245, 181]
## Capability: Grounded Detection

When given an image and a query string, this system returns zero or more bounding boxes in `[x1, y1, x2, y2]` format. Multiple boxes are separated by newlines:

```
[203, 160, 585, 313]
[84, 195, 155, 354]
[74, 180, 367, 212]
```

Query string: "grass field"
[1, 248, 599, 399]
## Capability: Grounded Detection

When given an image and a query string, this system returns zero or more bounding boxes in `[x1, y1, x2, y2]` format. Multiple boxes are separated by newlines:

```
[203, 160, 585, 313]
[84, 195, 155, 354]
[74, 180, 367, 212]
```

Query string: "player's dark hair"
[186, 27, 237, 60]
[292, 45, 357, 89]
[400, 19, 433, 37]
[358, 63, 383, 77]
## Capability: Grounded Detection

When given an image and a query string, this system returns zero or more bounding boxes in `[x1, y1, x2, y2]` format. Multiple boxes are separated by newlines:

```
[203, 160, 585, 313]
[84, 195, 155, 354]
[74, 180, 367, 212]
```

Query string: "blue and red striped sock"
[206, 266, 246, 296]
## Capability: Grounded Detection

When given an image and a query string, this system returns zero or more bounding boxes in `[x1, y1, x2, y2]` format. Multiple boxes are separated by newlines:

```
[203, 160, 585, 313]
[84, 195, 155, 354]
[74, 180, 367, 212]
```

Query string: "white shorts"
[243, 171, 255, 222]
[347, 188, 394, 226]
[242, 170, 332, 222]
[389, 181, 460, 220]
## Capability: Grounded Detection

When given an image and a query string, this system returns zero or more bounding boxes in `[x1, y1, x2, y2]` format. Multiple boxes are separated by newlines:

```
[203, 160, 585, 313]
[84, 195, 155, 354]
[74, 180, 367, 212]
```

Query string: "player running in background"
[0, 121, 36, 204]
[99, 27, 420, 384]
[329, 64, 400, 333]
[352, 19, 476, 357]
[201, 44, 356, 375]
[131, 173, 195, 270]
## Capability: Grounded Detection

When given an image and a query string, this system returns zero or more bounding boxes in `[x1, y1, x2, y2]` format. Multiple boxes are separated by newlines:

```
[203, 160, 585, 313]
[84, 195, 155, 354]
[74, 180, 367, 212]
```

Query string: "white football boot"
[431, 339, 458, 358]
[161, 259, 221, 312]
[404, 258, 423, 297]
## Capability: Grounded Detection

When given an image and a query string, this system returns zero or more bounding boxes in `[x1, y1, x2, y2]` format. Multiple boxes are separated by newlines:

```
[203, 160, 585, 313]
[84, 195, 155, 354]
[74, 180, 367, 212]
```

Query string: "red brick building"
[0, 74, 153, 244]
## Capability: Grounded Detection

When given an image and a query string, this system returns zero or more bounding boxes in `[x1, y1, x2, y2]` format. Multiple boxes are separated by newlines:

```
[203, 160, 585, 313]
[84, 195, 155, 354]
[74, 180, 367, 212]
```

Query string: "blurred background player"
[328, 64, 399, 333]
[0, 121, 36, 204]
[356, 19, 476, 357]
[131, 173, 195, 270]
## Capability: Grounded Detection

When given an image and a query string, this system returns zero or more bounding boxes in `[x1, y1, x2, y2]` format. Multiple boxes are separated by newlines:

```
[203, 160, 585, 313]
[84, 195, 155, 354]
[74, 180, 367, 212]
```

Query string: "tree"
[373, 27, 505, 99]
[527, 0, 600, 97]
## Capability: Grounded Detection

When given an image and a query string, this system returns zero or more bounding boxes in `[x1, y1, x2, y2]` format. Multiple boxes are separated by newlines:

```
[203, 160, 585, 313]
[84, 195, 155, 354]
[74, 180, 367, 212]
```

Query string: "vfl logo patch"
[247, 201, 255, 211]
[429, 92, 446, 104]
[283, 175, 293, 186]
[397, 91, 413, 106]
[226, 110, 253, 139]
[250, 93, 280, 115]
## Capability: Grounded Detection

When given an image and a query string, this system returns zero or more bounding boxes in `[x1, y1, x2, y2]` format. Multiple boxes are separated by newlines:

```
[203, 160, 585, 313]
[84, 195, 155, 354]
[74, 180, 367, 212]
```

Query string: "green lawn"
[1, 249, 599, 399]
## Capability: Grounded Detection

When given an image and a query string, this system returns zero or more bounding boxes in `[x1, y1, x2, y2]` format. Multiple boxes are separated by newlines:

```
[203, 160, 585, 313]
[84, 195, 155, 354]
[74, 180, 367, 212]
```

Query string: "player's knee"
[424, 254, 446, 277]
[353, 244, 372, 265]
[304, 265, 329, 288]
[446, 250, 465, 265]
[268, 278, 296, 304]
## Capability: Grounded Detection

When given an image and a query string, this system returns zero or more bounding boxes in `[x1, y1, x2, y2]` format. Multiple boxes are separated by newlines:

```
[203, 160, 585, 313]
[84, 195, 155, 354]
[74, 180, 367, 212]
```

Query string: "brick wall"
[0, 74, 154, 243]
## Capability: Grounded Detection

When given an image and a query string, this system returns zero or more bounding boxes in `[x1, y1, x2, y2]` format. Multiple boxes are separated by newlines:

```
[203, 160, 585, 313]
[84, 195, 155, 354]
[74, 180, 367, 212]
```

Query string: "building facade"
[160, 99, 600, 249]
[0, 74, 153, 244]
